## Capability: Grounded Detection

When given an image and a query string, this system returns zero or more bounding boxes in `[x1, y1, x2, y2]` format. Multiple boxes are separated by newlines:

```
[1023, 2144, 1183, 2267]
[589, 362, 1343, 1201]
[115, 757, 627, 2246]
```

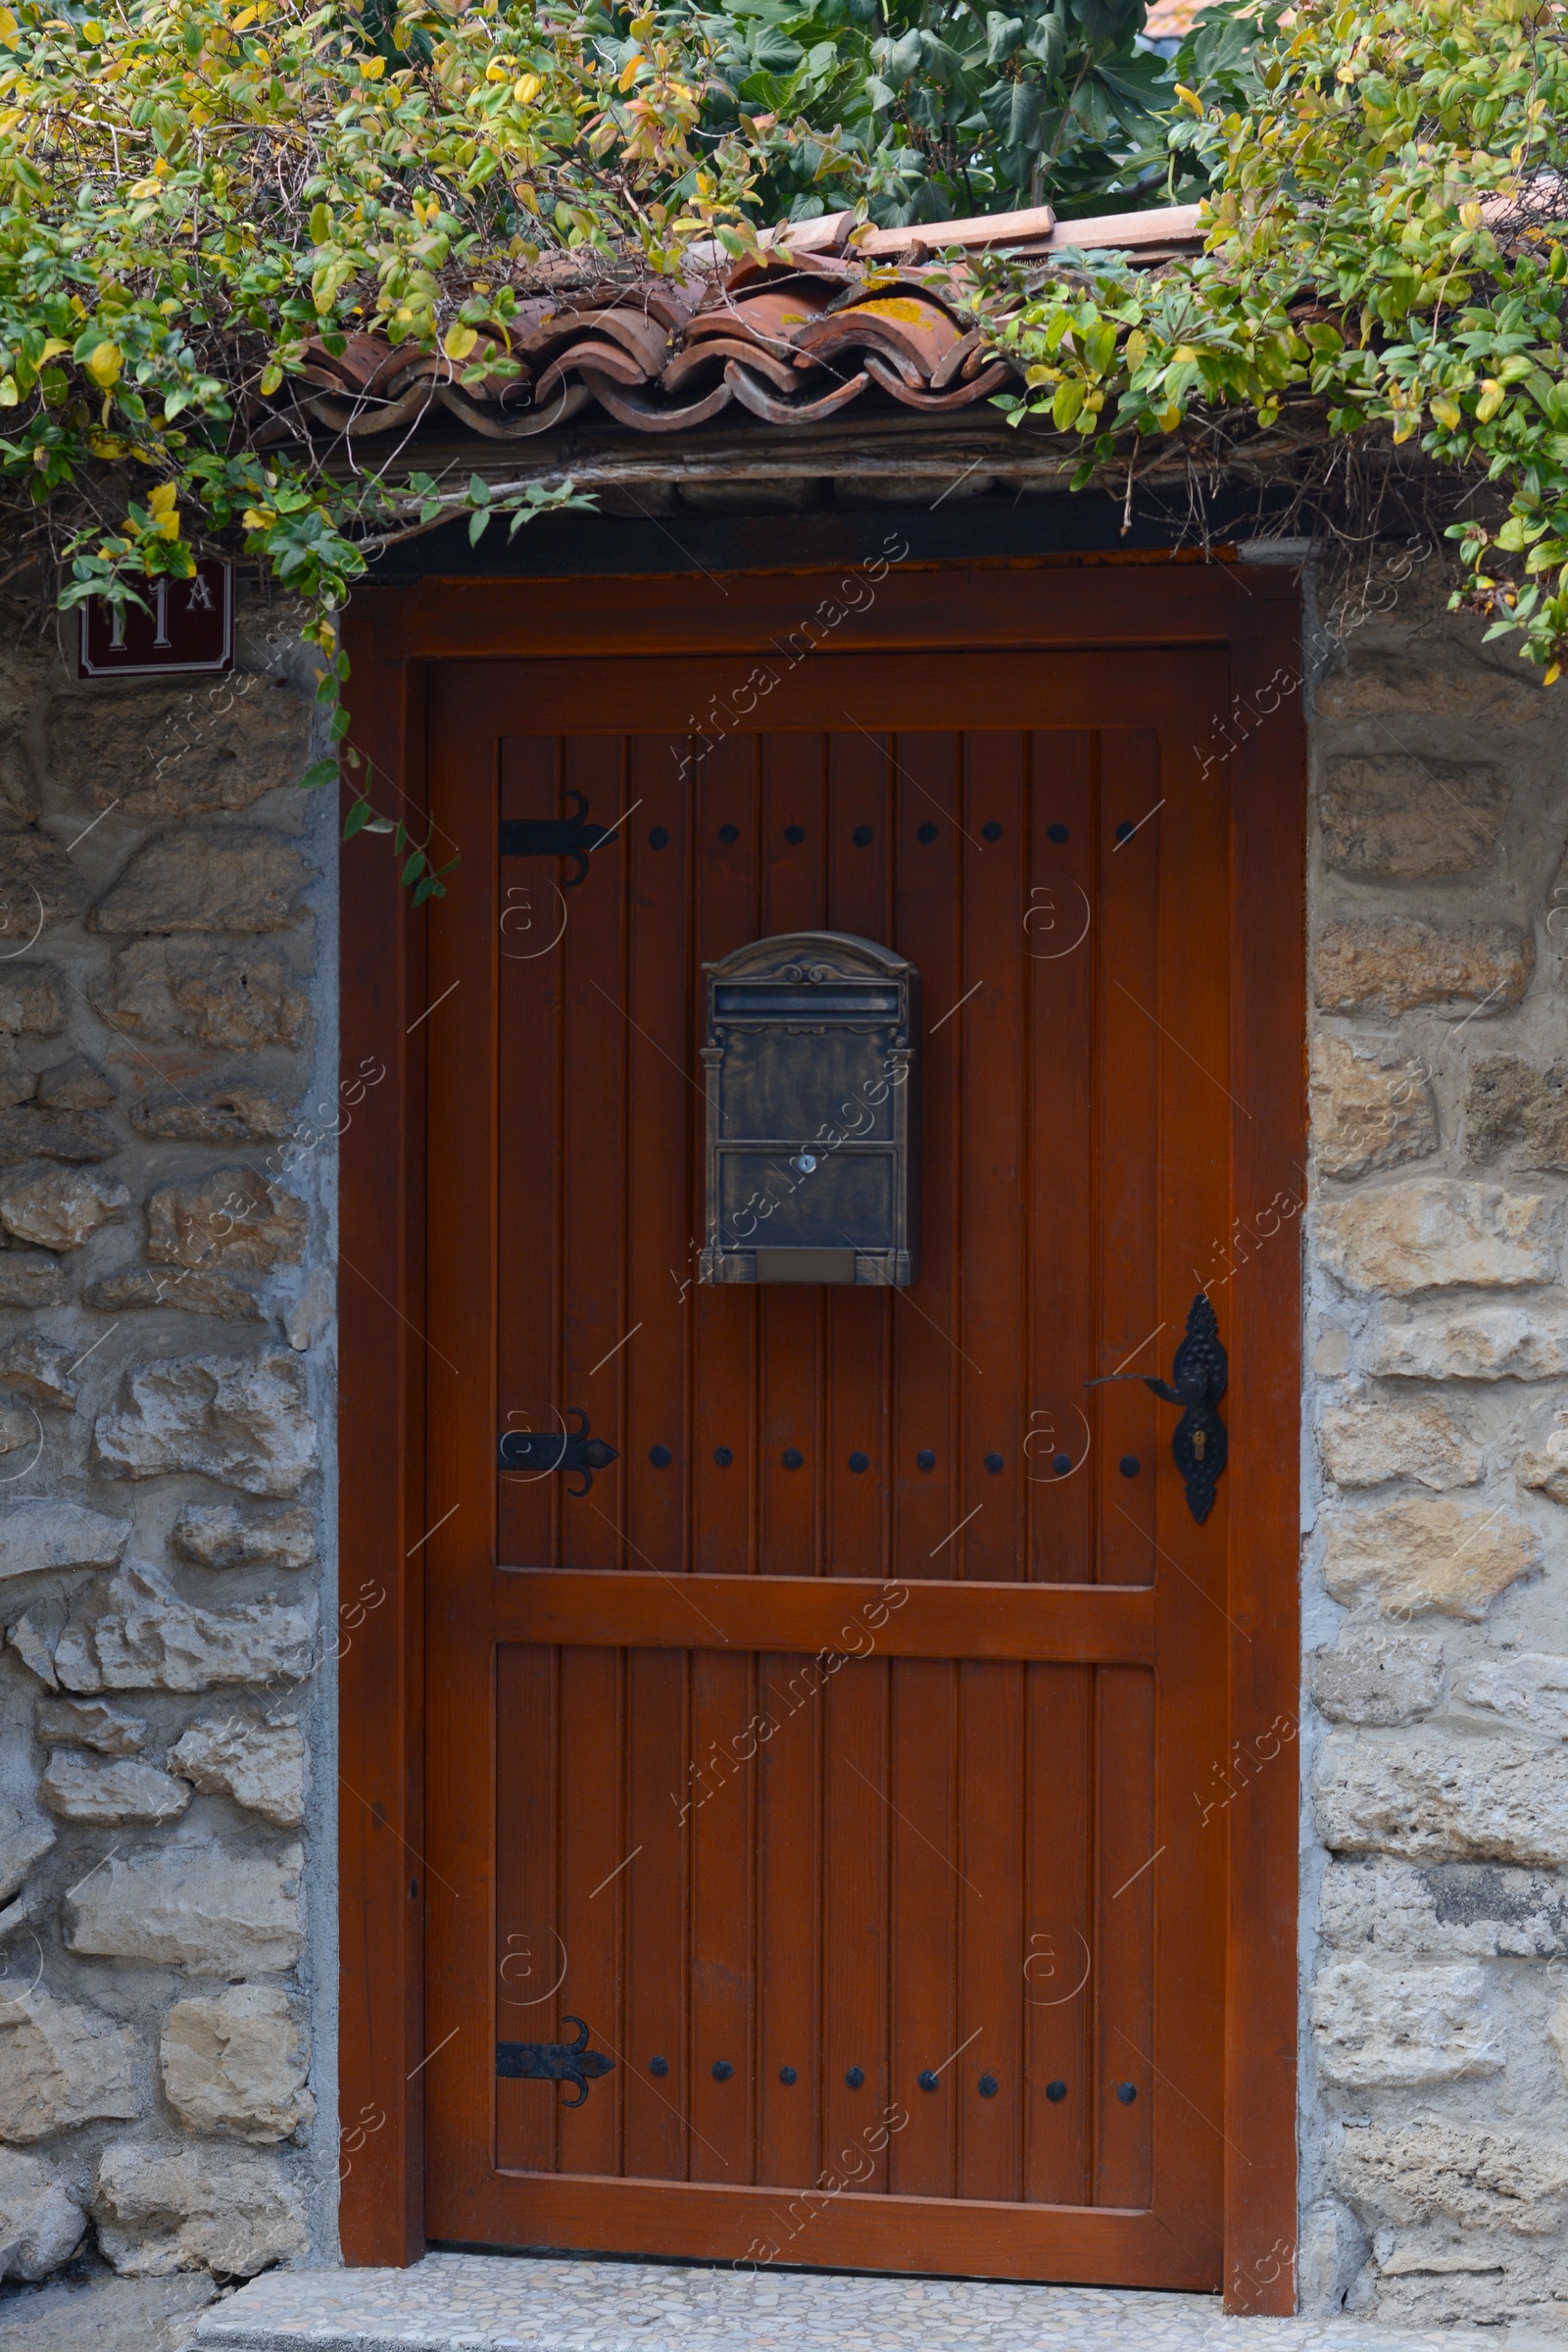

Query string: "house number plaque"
[699, 931, 918, 1287]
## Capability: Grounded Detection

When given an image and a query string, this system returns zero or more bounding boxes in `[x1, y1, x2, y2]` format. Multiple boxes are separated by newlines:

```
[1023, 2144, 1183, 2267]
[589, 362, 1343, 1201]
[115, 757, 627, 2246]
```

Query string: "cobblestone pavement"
[196, 2254, 1568, 2352]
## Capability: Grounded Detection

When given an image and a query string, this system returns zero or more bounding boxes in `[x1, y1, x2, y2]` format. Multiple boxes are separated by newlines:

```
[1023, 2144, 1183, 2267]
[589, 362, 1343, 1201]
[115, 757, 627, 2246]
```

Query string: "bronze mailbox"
[699, 932, 918, 1286]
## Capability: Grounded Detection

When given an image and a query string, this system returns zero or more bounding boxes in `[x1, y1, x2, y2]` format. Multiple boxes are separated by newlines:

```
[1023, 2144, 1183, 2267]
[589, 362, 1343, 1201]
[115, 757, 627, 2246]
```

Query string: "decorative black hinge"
[496, 2016, 615, 2109]
[1087, 1293, 1228, 1525]
[499, 790, 615, 888]
[497, 1407, 618, 1497]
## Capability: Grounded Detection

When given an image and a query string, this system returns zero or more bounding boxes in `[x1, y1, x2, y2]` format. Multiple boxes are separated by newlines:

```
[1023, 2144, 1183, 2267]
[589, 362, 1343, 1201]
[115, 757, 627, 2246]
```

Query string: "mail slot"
[699, 931, 918, 1286]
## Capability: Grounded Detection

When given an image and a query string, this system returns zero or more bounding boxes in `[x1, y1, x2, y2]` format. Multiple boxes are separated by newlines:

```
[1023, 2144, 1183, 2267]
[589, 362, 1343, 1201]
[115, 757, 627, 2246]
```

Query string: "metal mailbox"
[699, 931, 918, 1286]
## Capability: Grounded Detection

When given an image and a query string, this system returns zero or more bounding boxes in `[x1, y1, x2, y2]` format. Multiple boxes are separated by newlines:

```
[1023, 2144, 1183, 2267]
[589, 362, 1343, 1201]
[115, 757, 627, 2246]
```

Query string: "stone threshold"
[196, 2253, 1568, 2352]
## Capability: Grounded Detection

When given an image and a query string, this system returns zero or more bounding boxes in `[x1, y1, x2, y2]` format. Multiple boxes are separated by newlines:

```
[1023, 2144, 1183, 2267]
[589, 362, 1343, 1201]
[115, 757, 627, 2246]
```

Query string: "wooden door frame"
[337, 555, 1305, 2312]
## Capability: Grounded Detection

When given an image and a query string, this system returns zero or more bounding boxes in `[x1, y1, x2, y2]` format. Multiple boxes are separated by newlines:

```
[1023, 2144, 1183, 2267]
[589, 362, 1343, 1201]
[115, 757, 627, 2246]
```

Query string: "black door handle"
[1087, 1293, 1227, 1524]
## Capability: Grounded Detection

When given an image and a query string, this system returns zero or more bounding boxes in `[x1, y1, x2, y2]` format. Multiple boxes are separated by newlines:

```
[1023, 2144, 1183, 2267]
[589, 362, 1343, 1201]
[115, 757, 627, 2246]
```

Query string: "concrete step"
[194, 2253, 1567, 2352]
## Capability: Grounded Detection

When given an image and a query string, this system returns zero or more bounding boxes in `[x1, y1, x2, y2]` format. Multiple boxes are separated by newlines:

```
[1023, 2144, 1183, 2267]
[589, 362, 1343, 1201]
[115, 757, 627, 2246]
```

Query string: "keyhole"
[1192, 1429, 1206, 1459]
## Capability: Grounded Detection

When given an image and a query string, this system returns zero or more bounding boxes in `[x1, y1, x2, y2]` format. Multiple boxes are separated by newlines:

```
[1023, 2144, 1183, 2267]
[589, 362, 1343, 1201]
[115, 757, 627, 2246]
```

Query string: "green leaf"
[300, 757, 339, 792]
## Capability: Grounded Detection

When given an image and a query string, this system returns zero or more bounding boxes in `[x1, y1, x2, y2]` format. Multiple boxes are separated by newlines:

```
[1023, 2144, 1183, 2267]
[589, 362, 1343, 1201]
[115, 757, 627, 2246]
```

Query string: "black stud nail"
[1114, 821, 1136, 842]
[650, 2055, 669, 2078]
[982, 821, 1003, 842]
[1116, 2082, 1137, 2104]
[783, 1447, 804, 1470]
[712, 2059, 734, 2081]
[649, 825, 669, 850]
[918, 2070, 939, 2091]
[916, 1448, 936, 1471]
[1047, 2080, 1067, 2103]
[779, 2065, 798, 2084]
[845, 2066, 864, 2088]
[784, 823, 805, 845]
[1053, 1451, 1072, 1475]
[1119, 1454, 1141, 1478]
[649, 1445, 672, 1468]
[1047, 822, 1069, 844]
[713, 1446, 734, 1467]
[978, 2074, 999, 2098]
[854, 824, 873, 848]
[718, 823, 739, 844]
[984, 1452, 1004, 1475]
[849, 1450, 869, 1473]
[917, 821, 938, 844]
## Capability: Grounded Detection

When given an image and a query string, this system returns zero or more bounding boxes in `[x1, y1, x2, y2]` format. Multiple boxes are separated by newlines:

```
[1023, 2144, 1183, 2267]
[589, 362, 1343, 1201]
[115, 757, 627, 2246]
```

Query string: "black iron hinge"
[499, 790, 615, 888]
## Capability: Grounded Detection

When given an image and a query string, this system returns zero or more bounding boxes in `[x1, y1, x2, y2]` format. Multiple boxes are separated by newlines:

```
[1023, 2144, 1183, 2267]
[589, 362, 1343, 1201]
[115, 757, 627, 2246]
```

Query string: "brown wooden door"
[421, 641, 1239, 2286]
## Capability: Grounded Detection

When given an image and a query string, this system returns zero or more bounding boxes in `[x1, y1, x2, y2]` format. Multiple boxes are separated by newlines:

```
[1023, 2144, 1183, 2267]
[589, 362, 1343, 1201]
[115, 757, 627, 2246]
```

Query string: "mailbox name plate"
[699, 931, 918, 1287]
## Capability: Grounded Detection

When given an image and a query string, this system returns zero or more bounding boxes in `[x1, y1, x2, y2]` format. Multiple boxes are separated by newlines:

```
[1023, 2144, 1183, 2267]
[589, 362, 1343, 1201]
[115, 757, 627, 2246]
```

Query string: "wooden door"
[420, 640, 1241, 2285]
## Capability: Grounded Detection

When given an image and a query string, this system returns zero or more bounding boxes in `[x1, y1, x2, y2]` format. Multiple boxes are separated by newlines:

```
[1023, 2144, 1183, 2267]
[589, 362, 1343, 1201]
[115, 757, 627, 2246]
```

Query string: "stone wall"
[1300, 559, 1568, 2325]
[0, 591, 336, 2282]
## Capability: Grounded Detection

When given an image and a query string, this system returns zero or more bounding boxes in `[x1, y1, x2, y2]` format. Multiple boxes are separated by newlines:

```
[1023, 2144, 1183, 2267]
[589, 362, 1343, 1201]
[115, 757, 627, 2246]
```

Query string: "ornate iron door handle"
[496, 2016, 615, 2108]
[1088, 1293, 1228, 1525]
[497, 1408, 618, 1496]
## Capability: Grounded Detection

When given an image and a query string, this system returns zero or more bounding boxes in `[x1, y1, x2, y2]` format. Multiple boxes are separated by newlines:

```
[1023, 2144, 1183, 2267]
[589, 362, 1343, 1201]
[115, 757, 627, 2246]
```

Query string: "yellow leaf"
[1431, 393, 1462, 429]
[152, 512, 180, 541]
[361, 54, 384, 77]
[0, 375, 14, 408]
[1174, 82, 1202, 115]
[1545, 662, 1561, 686]
[443, 323, 478, 361]
[617, 53, 642, 90]
[1459, 200, 1483, 230]
[85, 341, 122, 389]
[1476, 378, 1504, 421]
[147, 483, 176, 515]
[259, 362, 283, 396]
[514, 72, 541, 103]
[242, 508, 273, 531]
[514, 181, 539, 215]
[39, 338, 70, 361]
[0, 10, 15, 35]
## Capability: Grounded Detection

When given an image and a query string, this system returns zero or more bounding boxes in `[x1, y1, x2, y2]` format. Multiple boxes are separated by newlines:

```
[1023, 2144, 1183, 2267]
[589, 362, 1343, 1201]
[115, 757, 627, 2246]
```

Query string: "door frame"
[337, 554, 1305, 2312]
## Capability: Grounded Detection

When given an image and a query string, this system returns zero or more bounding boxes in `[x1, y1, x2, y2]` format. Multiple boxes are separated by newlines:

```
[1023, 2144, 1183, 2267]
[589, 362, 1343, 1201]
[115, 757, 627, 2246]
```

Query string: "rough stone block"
[129, 1081, 296, 1144]
[1315, 1729, 1568, 1866]
[1461, 1652, 1568, 1741]
[34, 1696, 147, 1754]
[92, 1349, 316, 1496]
[0, 1499, 128, 1585]
[0, 1254, 67, 1308]
[99, 941, 309, 1051]
[1313, 917, 1533, 1016]
[1310, 1035, 1438, 1182]
[0, 2149, 83, 2279]
[0, 968, 65, 1038]
[1315, 648, 1546, 725]
[1319, 1397, 1481, 1489]
[65, 1842, 305, 1976]
[1297, 2195, 1369, 2319]
[1321, 1497, 1539, 1619]
[0, 1105, 118, 1166]
[0, 1163, 129, 1251]
[82, 1267, 263, 1321]
[0, 1989, 140, 2142]
[1319, 757, 1507, 878]
[1311, 1957, 1498, 2086]
[1320, 1855, 1568, 1958]
[0, 1802, 55, 1904]
[0, 1405, 33, 1457]
[1367, 1307, 1568, 1381]
[160, 1985, 314, 2143]
[1316, 1180, 1560, 1295]
[1336, 2119, 1568, 2237]
[50, 677, 311, 820]
[40, 1751, 189, 1824]
[88, 828, 310, 937]
[146, 1170, 307, 1275]
[1308, 1633, 1446, 1726]
[1520, 1438, 1568, 1505]
[35, 1055, 113, 1111]
[0, 1336, 77, 1410]
[0, 834, 90, 939]
[172, 1503, 314, 1573]
[50, 1563, 317, 1694]
[169, 1712, 305, 1829]
[5, 1605, 64, 1690]
[93, 2138, 307, 2277]
[1467, 1055, 1568, 1171]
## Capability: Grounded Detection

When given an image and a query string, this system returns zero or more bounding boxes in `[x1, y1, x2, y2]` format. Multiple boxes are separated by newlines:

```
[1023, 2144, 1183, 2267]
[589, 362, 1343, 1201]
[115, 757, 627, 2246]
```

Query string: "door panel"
[424, 648, 1234, 2285]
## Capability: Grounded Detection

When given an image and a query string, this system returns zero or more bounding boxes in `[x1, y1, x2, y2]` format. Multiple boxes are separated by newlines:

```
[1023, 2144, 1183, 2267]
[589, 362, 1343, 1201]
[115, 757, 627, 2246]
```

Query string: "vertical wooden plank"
[623, 1648, 690, 2180]
[1023, 1664, 1092, 2207]
[1092, 1667, 1155, 2209]
[756, 1647, 823, 2191]
[820, 1655, 890, 2193]
[887, 1657, 956, 2197]
[956, 1660, 1024, 2202]
[888, 733, 961, 1577]
[557, 1647, 626, 2178]
[1023, 734, 1095, 1588]
[688, 1651, 758, 2181]
[495, 1645, 561, 2173]
[956, 733, 1026, 1580]
[690, 734, 759, 1575]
